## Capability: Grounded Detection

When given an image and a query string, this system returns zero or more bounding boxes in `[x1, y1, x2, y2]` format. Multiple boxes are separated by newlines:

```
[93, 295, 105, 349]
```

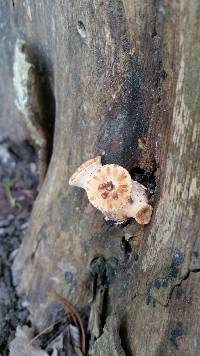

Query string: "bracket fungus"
[69, 157, 153, 225]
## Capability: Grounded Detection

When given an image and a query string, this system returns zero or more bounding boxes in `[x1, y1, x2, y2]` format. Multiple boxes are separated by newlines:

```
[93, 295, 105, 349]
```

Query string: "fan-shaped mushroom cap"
[69, 156, 102, 189]
[86, 164, 132, 213]
[121, 180, 153, 224]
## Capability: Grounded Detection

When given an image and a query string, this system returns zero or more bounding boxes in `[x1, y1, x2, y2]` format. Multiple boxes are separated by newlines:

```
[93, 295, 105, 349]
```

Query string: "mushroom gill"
[86, 164, 132, 213]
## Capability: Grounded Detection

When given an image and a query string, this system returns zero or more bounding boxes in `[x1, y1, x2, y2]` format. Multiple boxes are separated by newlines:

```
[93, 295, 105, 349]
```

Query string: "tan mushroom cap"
[86, 164, 132, 212]
[69, 156, 102, 188]
[135, 204, 153, 225]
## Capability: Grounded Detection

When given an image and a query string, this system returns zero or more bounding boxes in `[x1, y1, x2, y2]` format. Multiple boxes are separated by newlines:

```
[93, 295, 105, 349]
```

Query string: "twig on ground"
[29, 315, 68, 346]
[51, 292, 86, 355]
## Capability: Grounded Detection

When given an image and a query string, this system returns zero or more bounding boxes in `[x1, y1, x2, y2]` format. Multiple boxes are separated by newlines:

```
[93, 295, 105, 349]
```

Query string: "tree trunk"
[3, 0, 200, 354]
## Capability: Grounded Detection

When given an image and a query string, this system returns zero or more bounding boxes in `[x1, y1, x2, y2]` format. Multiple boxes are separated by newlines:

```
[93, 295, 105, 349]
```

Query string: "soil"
[0, 138, 38, 355]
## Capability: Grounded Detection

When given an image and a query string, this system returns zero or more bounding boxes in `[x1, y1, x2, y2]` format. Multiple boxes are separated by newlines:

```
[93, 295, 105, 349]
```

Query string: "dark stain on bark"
[144, 251, 184, 306]
[95, 1, 153, 171]
[175, 287, 184, 300]
[96, 55, 148, 170]
[169, 322, 184, 349]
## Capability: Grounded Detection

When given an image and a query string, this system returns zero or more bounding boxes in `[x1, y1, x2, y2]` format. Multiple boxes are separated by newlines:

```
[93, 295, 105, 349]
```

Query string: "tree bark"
[2, 0, 200, 354]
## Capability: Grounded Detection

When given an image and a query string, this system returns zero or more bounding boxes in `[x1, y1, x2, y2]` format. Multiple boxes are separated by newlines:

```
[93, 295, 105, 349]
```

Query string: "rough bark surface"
[1, 0, 200, 355]
[0, 1, 28, 141]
